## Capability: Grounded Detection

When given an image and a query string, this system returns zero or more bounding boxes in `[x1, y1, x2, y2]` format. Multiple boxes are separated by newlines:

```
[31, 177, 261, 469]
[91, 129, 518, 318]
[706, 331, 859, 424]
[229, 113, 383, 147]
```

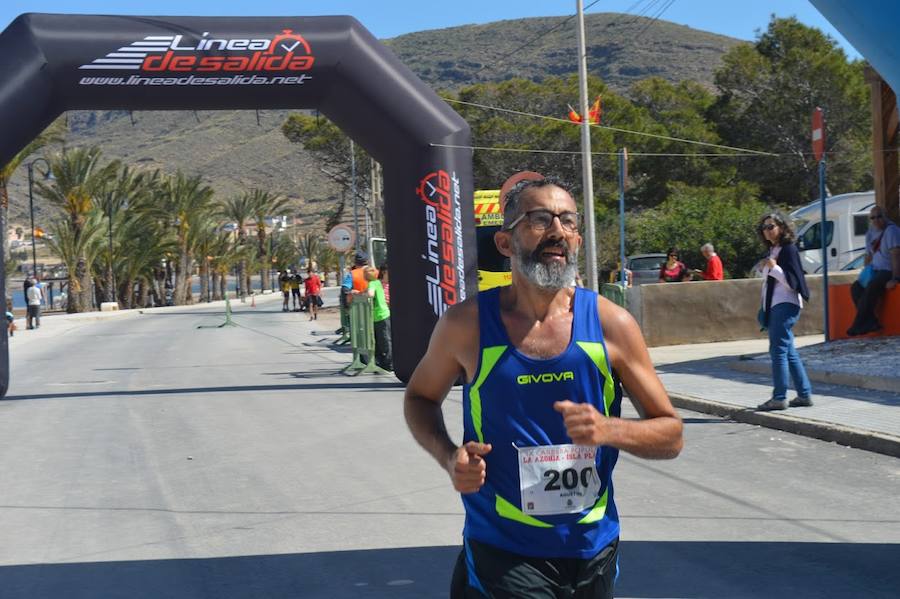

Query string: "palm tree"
[298, 231, 322, 270]
[111, 204, 174, 309]
[247, 189, 291, 291]
[0, 117, 66, 297]
[218, 193, 255, 299]
[191, 215, 224, 302]
[35, 147, 119, 312]
[45, 212, 106, 311]
[95, 166, 158, 304]
[158, 172, 215, 305]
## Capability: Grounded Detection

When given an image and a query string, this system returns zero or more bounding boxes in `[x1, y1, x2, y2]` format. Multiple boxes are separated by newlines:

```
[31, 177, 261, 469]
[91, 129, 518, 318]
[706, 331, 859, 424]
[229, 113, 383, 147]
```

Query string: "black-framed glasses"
[758, 224, 777, 231]
[870, 215, 884, 221]
[504, 209, 580, 232]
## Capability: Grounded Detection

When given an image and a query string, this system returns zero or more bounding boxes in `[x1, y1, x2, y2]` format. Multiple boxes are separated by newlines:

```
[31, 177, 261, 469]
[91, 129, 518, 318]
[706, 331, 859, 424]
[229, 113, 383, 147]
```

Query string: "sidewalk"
[650, 335, 900, 458]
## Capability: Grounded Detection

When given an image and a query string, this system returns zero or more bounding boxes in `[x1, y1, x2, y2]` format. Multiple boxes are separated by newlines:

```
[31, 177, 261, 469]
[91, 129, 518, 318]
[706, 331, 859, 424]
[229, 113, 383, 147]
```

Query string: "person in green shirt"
[364, 265, 392, 371]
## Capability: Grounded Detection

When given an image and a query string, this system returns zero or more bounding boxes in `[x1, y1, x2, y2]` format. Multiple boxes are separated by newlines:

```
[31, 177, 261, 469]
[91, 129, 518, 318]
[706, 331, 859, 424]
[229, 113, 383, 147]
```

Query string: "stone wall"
[625, 273, 858, 347]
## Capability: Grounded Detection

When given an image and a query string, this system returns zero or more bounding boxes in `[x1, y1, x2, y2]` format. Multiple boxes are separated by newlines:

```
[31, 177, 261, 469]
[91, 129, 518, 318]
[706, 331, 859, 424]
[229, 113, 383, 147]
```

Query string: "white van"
[789, 191, 876, 273]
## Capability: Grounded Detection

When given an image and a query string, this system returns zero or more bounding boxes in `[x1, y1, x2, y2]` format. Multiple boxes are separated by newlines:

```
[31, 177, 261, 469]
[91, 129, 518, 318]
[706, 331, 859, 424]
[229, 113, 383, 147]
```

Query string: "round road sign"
[327, 224, 355, 252]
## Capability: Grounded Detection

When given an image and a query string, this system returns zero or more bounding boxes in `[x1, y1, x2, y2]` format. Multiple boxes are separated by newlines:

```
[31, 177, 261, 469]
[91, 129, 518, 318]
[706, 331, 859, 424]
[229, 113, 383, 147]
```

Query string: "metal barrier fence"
[342, 294, 390, 376]
[600, 283, 627, 308]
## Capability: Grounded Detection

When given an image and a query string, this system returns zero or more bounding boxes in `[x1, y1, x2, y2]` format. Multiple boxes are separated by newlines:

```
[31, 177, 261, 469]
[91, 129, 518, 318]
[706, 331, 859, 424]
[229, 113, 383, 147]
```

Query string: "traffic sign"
[812, 107, 825, 162]
[327, 224, 355, 252]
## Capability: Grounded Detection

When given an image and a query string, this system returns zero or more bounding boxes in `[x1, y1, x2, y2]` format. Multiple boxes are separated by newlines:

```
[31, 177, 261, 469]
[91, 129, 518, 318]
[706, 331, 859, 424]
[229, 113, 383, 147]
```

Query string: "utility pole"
[576, 0, 598, 291]
[351, 139, 359, 251]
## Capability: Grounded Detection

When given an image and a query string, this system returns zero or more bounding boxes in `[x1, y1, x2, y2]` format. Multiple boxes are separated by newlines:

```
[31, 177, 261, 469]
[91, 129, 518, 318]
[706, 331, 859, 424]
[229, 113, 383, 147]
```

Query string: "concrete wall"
[626, 273, 858, 347]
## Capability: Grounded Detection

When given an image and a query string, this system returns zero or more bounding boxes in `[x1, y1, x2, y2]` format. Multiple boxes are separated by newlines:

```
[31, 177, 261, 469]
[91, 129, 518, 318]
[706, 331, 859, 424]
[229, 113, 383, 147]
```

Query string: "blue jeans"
[767, 303, 812, 401]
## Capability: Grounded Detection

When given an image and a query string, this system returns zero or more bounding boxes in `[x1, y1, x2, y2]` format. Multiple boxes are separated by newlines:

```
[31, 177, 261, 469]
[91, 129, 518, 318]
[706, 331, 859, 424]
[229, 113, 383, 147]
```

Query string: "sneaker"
[789, 396, 813, 407]
[757, 398, 788, 411]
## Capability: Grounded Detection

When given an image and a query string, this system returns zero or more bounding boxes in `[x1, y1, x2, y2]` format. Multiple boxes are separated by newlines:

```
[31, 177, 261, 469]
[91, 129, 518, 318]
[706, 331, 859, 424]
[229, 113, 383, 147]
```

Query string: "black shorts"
[451, 537, 618, 599]
[291, 288, 301, 297]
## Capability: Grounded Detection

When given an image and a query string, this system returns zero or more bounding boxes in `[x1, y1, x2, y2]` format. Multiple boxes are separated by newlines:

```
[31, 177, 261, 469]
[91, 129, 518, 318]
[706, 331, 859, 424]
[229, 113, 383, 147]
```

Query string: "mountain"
[384, 12, 741, 92]
[4, 13, 742, 230]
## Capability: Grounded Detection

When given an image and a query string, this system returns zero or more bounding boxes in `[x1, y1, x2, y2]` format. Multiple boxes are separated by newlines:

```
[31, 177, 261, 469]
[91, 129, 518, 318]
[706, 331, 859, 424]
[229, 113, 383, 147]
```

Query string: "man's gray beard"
[511, 237, 579, 290]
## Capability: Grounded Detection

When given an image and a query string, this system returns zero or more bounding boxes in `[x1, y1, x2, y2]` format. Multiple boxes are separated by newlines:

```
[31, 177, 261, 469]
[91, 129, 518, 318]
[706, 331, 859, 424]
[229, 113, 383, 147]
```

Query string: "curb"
[668, 392, 900, 459]
[730, 359, 900, 394]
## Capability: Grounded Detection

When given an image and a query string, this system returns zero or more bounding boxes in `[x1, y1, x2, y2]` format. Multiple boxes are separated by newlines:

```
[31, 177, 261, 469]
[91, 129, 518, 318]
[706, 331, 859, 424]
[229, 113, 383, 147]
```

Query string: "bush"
[626, 182, 769, 278]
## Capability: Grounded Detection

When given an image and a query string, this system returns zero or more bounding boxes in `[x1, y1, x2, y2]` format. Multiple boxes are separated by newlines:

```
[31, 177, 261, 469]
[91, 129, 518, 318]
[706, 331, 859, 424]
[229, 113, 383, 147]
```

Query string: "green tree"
[711, 16, 871, 205]
[628, 77, 736, 205]
[218, 193, 255, 299]
[246, 189, 291, 290]
[0, 117, 66, 288]
[158, 172, 215, 305]
[626, 182, 768, 278]
[45, 212, 106, 310]
[36, 147, 119, 312]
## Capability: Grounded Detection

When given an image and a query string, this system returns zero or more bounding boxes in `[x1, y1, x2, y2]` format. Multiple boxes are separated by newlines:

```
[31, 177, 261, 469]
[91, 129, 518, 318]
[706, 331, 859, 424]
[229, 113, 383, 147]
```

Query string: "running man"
[304, 267, 322, 320]
[404, 175, 683, 598]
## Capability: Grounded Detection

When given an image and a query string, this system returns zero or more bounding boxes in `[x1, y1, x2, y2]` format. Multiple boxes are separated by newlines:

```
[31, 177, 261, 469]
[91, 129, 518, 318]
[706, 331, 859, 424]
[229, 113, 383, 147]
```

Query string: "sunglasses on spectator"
[758, 224, 777, 231]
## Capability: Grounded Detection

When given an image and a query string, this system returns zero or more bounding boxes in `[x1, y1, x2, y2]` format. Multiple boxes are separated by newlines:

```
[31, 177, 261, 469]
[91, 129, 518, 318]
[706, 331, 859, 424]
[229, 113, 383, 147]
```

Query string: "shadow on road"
[1, 541, 896, 598]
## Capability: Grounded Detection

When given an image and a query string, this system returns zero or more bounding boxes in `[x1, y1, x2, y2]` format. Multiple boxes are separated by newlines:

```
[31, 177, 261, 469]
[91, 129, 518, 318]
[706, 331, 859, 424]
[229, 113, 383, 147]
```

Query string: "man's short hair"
[701, 243, 715, 253]
[502, 176, 573, 230]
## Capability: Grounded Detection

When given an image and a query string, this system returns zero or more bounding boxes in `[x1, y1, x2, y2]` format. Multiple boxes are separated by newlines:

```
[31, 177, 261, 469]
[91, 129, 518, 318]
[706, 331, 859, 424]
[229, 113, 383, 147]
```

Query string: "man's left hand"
[888, 279, 898, 290]
[554, 400, 609, 446]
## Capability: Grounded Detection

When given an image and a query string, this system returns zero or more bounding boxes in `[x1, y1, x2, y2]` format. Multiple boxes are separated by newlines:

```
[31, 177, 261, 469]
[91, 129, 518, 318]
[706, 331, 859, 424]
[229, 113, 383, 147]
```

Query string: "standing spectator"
[279, 270, 291, 312]
[26, 277, 42, 330]
[609, 261, 633, 287]
[847, 206, 900, 336]
[350, 251, 371, 292]
[304, 267, 323, 320]
[364, 266, 392, 371]
[693, 243, 724, 280]
[377, 262, 390, 305]
[755, 212, 813, 411]
[6, 298, 16, 337]
[658, 247, 689, 283]
[290, 271, 303, 311]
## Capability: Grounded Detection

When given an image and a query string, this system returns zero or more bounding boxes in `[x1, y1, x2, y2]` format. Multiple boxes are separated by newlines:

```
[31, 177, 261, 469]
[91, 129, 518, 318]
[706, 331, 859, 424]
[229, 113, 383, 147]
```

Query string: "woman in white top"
[755, 213, 813, 411]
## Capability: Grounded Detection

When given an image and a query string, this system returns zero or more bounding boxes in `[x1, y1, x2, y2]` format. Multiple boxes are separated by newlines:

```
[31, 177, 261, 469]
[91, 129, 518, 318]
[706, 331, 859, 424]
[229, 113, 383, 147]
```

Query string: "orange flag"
[566, 96, 601, 124]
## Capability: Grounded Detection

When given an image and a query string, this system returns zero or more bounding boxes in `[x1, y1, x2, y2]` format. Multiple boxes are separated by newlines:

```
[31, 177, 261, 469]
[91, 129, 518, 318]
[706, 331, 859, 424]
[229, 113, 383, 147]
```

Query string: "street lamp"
[26, 157, 52, 278]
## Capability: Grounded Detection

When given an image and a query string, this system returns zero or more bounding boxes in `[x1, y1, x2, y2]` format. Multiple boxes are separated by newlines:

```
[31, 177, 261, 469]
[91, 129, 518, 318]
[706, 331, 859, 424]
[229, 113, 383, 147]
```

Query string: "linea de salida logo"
[417, 169, 466, 317]
[516, 371, 575, 385]
[79, 29, 315, 73]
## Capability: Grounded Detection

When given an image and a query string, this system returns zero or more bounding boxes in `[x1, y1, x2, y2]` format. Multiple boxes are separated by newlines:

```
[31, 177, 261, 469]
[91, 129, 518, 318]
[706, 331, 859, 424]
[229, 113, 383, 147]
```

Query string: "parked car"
[625, 253, 667, 285]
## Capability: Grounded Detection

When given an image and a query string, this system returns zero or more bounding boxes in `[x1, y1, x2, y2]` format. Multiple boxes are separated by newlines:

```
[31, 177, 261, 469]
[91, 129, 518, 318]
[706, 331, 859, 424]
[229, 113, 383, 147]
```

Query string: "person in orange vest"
[350, 251, 371, 292]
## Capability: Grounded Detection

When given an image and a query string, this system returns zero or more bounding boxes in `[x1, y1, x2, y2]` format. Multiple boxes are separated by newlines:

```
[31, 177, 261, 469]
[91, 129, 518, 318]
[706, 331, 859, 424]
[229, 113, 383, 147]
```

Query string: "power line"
[474, 0, 604, 75]
[633, 0, 676, 42]
[442, 96, 778, 156]
[429, 142, 767, 157]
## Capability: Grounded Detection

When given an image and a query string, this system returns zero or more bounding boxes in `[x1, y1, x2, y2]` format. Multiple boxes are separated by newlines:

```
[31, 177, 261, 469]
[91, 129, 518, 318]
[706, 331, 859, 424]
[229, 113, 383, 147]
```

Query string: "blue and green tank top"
[461, 286, 623, 559]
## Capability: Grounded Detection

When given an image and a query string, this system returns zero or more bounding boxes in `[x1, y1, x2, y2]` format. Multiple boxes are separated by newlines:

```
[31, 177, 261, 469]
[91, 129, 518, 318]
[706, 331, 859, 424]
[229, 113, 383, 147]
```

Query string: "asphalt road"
[1, 299, 898, 598]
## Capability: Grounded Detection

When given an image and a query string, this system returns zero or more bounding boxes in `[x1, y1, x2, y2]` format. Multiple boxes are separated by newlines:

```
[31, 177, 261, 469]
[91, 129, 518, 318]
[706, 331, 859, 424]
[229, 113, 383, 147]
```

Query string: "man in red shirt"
[304, 267, 323, 320]
[694, 243, 724, 280]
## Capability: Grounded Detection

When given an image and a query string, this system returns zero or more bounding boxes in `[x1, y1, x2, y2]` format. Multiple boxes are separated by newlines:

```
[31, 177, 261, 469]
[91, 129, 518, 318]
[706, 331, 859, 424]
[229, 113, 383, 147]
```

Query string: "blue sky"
[1, 0, 859, 58]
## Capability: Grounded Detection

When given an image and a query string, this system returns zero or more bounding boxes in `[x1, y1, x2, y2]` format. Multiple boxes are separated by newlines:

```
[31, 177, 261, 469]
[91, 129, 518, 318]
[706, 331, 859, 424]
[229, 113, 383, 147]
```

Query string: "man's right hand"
[447, 441, 492, 494]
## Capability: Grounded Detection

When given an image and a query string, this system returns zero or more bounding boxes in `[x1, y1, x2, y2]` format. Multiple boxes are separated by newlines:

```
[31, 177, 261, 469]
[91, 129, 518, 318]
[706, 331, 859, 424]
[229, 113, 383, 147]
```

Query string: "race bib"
[516, 443, 601, 515]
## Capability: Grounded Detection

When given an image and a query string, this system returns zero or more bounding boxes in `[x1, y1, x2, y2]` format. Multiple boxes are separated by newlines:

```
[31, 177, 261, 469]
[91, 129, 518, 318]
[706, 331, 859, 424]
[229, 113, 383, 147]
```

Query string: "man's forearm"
[603, 415, 683, 460]
[404, 394, 457, 472]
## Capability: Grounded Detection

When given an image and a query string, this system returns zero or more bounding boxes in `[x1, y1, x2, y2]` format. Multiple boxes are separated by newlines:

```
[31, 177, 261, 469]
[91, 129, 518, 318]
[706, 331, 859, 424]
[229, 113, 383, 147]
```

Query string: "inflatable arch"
[0, 13, 477, 393]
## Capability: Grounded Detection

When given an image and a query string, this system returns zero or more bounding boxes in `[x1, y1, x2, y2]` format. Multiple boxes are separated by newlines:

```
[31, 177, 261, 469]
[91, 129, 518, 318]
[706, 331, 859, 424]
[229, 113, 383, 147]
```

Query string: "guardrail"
[341, 294, 390, 376]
